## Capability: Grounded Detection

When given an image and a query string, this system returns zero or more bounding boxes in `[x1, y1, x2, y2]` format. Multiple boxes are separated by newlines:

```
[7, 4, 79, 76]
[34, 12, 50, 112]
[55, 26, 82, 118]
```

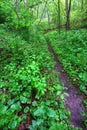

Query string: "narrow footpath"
[48, 44, 85, 130]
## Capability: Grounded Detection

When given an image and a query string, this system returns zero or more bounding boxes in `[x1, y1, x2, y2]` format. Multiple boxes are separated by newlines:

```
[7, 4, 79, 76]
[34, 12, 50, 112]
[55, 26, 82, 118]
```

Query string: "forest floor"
[48, 44, 86, 130]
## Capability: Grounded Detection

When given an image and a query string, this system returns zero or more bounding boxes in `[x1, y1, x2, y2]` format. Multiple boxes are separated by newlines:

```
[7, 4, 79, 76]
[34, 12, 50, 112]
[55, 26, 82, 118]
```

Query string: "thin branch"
[38, 0, 48, 24]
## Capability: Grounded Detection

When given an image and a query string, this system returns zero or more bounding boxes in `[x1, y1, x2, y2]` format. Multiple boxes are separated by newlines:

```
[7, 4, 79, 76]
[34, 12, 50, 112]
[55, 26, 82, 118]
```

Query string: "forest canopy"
[0, 0, 87, 31]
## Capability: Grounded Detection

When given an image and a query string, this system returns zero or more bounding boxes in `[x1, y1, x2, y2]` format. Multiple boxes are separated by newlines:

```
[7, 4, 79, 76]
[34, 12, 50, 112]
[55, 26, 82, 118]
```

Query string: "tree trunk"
[81, 0, 83, 10]
[58, 0, 60, 34]
[37, 5, 39, 18]
[47, 9, 50, 28]
[65, 0, 71, 30]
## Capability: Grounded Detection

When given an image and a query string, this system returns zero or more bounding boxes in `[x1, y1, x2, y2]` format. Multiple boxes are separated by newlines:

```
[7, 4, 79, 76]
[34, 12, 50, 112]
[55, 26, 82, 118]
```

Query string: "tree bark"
[65, 0, 71, 30]
[58, 0, 60, 34]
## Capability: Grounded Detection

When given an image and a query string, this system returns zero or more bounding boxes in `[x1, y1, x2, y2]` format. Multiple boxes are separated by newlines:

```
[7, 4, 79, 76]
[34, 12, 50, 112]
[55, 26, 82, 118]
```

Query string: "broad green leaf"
[47, 108, 56, 118]
[20, 96, 27, 104]
[24, 106, 29, 113]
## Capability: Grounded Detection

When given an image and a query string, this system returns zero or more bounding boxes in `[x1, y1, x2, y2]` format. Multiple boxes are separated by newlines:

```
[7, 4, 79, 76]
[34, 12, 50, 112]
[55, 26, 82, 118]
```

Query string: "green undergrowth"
[45, 29, 87, 128]
[46, 29, 87, 94]
[0, 24, 76, 130]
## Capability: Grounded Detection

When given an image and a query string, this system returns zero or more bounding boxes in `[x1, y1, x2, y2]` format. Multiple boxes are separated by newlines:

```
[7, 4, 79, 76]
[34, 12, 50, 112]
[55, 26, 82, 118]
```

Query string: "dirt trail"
[48, 44, 85, 130]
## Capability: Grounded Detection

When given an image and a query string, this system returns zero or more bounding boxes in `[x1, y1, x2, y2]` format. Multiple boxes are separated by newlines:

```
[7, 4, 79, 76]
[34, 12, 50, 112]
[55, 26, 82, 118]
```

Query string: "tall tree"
[65, 0, 71, 30]
[58, 0, 60, 33]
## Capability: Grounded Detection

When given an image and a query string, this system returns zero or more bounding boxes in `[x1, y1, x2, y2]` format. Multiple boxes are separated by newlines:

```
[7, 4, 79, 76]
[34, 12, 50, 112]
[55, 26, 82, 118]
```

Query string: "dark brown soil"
[48, 44, 85, 130]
